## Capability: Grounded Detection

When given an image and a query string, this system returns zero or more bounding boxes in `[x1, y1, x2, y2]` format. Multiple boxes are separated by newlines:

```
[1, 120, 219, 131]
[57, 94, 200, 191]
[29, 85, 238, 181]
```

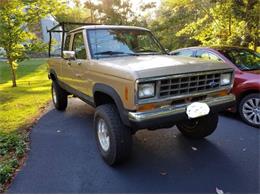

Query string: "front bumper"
[128, 94, 236, 130]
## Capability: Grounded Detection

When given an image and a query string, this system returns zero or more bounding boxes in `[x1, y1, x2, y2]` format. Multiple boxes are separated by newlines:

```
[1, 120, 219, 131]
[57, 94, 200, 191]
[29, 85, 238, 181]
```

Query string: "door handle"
[67, 61, 72, 66]
[77, 62, 82, 66]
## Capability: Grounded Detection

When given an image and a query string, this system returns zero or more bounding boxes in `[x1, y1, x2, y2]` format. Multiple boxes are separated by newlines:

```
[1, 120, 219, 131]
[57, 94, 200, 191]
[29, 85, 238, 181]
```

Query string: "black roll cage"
[47, 22, 99, 57]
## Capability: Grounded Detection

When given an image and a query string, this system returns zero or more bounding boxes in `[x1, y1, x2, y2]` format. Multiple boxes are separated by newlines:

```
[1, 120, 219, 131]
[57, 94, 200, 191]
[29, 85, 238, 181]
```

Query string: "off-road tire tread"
[177, 113, 219, 139]
[52, 81, 68, 111]
[94, 104, 132, 165]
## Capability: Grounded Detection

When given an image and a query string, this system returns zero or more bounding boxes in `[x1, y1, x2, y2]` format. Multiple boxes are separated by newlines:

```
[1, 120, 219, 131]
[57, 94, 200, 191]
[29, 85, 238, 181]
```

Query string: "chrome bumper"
[128, 94, 235, 122]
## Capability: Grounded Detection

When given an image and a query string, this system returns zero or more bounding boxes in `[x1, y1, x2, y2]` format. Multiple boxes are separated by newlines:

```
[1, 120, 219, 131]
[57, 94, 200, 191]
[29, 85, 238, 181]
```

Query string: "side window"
[196, 50, 223, 61]
[178, 49, 193, 57]
[196, 50, 210, 60]
[171, 51, 179, 55]
[72, 32, 86, 59]
[64, 35, 71, 51]
[208, 53, 223, 62]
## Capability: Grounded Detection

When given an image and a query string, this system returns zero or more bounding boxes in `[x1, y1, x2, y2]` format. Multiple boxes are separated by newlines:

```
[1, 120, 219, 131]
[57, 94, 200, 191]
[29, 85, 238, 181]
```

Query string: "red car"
[171, 46, 260, 127]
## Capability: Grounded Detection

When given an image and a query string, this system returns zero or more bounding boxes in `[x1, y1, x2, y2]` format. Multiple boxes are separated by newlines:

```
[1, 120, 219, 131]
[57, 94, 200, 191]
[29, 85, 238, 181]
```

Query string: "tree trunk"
[228, 14, 232, 36]
[8, 59, 17, 87]
[254, 37, 257, 51]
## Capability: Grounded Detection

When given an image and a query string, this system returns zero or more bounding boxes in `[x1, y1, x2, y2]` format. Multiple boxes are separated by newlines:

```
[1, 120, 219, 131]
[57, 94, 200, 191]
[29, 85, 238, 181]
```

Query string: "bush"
[0, 159, 18, 184]
[0, 132, 27, 192]
[0, 133, 26, 158]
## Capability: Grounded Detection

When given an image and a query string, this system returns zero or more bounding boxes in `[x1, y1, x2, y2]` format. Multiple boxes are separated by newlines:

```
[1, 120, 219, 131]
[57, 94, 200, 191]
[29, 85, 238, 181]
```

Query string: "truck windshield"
[218, 48, 260, 71]
[87, 28, 165, 59]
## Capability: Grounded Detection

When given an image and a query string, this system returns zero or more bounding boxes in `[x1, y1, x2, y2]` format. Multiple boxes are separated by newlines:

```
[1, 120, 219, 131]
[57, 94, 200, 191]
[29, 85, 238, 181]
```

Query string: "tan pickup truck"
[48, 24, 235, 165]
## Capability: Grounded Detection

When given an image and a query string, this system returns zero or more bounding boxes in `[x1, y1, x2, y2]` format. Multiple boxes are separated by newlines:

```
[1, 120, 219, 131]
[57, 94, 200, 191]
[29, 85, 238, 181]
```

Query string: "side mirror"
[63, 51, 75, 60]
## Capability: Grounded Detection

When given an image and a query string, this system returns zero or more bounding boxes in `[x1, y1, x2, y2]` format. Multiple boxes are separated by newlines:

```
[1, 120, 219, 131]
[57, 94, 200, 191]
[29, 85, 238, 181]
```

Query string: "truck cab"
[48, 23, 235, 165]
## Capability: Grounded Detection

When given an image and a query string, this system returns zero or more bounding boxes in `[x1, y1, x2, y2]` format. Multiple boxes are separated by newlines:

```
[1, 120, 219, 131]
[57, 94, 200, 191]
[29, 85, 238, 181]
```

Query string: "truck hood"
[94, 55, 232, 80]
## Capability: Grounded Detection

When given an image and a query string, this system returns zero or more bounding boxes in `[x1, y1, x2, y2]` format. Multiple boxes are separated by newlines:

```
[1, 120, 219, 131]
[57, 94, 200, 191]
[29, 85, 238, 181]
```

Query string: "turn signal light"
[138, 103, 156, 112]
[125, 87, 129, 102]
[218, 90, 229, 96]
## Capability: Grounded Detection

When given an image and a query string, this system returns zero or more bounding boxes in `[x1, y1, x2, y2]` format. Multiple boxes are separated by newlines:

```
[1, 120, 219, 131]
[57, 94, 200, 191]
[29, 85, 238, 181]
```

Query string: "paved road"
[9, 99, 259, 193]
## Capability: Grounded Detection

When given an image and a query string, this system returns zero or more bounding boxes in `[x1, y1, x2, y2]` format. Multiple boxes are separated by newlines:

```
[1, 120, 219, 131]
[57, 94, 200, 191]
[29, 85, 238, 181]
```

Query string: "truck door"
[69, 31, 91, 95]
[60, 34, 78, 88]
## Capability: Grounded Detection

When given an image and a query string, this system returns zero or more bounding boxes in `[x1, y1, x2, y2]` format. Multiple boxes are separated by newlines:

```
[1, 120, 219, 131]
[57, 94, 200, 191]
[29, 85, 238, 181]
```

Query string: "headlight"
[220, 73, 231, 86]
[138, 83, 155, 98]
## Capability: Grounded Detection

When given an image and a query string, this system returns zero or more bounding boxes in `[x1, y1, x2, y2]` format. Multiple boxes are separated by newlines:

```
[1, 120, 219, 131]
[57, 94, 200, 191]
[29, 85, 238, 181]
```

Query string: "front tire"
[94, 104, 132, 165]
[239, 93, 260, 128]
[51, 81, 68, 111]
[176, 113, 219, 139]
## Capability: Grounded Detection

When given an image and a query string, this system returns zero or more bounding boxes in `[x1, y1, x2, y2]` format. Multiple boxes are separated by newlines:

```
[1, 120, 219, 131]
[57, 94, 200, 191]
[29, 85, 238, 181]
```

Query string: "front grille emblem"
[209, 81, 218, 88]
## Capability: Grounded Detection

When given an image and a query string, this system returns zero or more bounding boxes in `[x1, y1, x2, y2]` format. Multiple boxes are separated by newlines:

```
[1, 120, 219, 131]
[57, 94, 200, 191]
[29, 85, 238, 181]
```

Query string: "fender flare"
[93, 83, 130, 126]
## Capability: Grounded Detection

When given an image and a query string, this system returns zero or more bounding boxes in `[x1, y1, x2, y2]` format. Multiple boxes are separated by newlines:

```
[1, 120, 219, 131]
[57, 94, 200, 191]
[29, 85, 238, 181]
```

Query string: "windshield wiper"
[94, 51, 139, 56]
[136, 49, 163, 55]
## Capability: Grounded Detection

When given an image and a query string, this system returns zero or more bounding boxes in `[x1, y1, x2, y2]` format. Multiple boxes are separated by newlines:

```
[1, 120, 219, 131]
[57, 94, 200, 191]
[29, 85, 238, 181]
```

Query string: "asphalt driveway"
[8, 98, 260, 193]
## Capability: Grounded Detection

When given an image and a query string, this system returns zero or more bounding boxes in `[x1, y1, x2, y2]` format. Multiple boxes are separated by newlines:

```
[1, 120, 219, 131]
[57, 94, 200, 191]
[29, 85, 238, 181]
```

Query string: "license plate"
[186, 102, 210, 119]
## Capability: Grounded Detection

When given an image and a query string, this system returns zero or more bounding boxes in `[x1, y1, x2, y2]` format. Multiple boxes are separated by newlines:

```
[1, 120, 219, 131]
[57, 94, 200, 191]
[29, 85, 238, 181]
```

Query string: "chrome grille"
[159, 73, 221, 98]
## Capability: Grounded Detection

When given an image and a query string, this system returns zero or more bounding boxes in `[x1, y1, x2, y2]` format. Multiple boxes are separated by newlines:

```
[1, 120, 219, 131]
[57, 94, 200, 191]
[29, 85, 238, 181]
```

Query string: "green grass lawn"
[0, 59, 51, 191]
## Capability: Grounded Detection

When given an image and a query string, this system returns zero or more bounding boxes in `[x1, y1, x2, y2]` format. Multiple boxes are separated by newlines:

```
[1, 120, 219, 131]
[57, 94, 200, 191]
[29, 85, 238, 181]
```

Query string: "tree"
[149, 0, 201, 50]
[175, 0, 259, 50]
[84, 0, 155, 26]
[0, 0, 64, 87]
[84, 0, 134, 25]
[55, 1, 92, 25]
[150, 0, 259, 51]
[232, 0, 259, 50]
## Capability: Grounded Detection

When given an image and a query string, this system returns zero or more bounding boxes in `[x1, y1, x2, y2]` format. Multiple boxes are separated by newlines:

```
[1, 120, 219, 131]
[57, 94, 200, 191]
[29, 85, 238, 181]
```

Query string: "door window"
[196, 50, 209, 60]
[73, 33, 86, 59]
[64, 35, 71, 51]
[196, 50, 222, 61]
[208, 53, 223, 61]
[173, 49, 193, 57]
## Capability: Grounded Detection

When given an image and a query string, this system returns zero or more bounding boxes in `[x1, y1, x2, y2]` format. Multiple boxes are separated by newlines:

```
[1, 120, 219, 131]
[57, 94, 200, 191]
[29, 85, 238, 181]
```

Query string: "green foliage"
[0, 132, 27, 192]
[0, 59, 51, 132]
[0, 159, 19, 186]
[0, 133, 26, 157]
[85, 0, 134, 24]
[84, 0, 156, 25]
[0, 59, 50, 192]
[0, 0, 64, 87]
[55, 4, 92, 26]
[149, 0, 202, 50]
[149, 0, 259, 51]
[0, 132, 24, 192]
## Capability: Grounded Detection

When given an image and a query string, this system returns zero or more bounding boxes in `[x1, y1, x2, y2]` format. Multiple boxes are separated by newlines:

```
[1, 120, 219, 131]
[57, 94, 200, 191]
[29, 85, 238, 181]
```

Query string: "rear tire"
[176, 113, 219, 139]
[239, 93, 260, 128]
[51, 81, 68, 111]
[94, 104, 132, 165]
